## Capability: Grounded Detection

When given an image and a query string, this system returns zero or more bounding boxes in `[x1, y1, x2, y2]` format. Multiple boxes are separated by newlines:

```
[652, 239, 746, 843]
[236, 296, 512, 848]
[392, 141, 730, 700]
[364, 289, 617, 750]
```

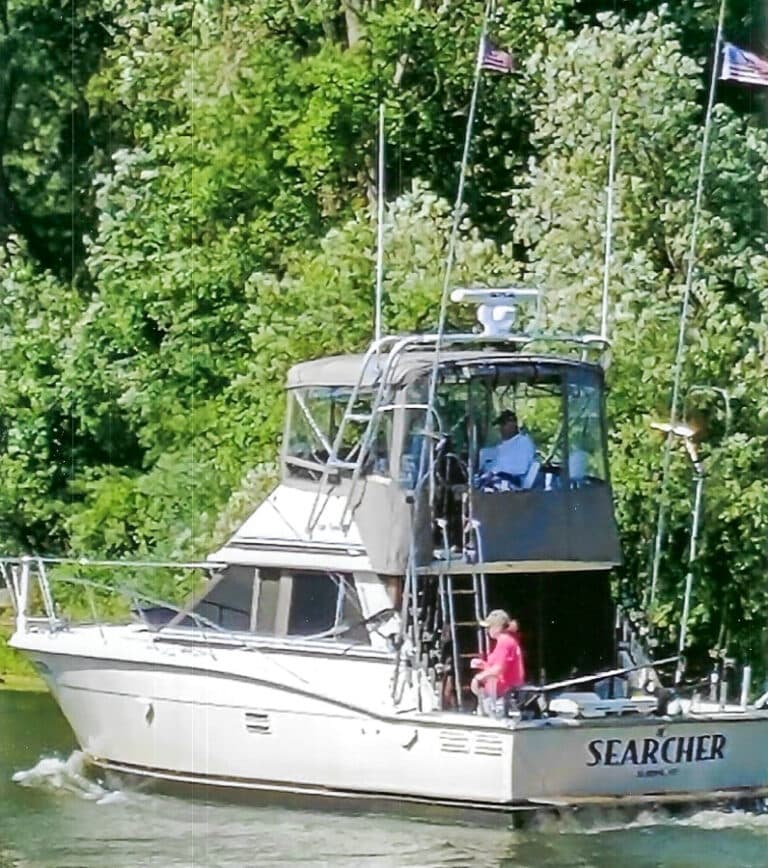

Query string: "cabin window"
[285, 388, 333, 474]
[400, 399, 426, 488]
[370, 409, 393, 475]
[287, 572, 340, 635]
[399, 381, 459, 488]
[486, 376, 565, 471]
[399, 371, 568, 486]
[193, 566, 254, 631]
[397, 365, 608, 492]
[566, 378, 607, 484]
[246, 569, 369, 643]
[286, 571, 369, 643]
[191, 568, 368, 644]
[284, 387, 374, 478]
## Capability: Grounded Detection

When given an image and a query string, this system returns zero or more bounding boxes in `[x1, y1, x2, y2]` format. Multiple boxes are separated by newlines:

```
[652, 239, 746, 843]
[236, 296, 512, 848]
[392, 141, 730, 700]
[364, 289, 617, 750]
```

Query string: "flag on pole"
[479, 36, 515, 74]
[720, 42, 768, 87]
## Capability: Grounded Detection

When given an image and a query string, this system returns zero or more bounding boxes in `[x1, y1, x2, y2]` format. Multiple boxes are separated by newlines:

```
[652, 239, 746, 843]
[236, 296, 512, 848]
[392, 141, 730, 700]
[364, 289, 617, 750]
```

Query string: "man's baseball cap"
[493, 409, 517, 426]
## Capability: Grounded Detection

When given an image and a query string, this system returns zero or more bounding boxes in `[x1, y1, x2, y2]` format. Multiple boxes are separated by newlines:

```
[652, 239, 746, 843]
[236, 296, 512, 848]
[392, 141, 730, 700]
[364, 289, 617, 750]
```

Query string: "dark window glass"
[193, 566, 254, 631]
[287, 572, 340, 636]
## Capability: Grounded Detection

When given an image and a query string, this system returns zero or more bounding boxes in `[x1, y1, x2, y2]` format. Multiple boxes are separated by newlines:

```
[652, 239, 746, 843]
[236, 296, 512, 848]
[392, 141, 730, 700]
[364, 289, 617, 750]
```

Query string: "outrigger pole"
[599, 109, 618, 343]
[374, 103, 386, 343]
[422, 1, 492, 501]
[647, 0, 727, 610]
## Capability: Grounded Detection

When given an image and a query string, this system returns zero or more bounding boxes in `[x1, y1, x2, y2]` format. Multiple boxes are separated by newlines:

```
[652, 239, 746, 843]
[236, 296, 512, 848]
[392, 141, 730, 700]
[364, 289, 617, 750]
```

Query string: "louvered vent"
[473, 733, 503, 756]
[244, 712, 271, 734]
[439, 731, 471, 754]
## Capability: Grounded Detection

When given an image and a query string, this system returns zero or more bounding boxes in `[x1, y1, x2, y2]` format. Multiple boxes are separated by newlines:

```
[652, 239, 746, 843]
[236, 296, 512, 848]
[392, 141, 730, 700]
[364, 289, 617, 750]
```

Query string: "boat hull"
[13, 628, 768, 809]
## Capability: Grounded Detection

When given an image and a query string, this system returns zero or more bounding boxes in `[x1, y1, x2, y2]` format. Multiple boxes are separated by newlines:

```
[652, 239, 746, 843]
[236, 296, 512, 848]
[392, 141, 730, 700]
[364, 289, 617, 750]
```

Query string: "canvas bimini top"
[286, 350, 605, 389]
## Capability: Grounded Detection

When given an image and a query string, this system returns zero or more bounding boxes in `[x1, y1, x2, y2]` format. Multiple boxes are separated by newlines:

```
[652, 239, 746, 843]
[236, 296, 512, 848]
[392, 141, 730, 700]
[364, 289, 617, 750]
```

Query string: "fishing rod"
[533, 655, 679, 695]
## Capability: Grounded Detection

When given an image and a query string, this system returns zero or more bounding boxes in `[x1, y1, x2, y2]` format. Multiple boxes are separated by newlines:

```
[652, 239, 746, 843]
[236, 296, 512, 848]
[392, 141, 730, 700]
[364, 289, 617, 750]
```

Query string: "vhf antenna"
[374, 103, 386, 343]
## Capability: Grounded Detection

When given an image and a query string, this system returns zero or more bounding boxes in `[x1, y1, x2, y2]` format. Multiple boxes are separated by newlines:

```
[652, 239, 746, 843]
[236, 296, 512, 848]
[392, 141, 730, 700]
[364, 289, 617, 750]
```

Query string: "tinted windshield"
[284, 387, 389, 478]
[398, 362, 607, 488]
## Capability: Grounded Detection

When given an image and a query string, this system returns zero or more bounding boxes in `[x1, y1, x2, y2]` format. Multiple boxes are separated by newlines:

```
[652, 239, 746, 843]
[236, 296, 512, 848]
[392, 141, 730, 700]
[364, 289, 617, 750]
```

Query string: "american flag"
[479, 36, 514, 74]
[720, 42, 768, 87]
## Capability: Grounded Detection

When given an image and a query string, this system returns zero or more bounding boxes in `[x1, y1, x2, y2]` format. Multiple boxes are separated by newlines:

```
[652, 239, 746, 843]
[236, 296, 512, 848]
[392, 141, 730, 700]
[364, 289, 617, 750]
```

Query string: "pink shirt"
[482, 631, 525, 694]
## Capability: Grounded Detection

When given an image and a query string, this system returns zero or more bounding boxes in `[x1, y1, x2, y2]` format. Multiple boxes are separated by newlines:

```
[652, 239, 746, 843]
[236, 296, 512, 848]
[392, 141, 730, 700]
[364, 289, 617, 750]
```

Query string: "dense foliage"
[2, 0, 768, 675]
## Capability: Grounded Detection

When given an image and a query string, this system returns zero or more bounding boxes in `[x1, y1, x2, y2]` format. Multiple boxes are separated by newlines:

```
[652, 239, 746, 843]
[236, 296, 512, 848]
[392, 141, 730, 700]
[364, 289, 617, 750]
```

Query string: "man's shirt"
[490, 432, 535, 477]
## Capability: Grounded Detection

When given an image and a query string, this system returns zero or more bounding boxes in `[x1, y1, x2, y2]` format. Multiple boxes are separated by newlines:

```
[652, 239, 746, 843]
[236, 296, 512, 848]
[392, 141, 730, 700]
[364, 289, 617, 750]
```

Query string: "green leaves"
[3, 0, 768, 678]
[509, 10, 768, 675]
[0, 242, 81, 550]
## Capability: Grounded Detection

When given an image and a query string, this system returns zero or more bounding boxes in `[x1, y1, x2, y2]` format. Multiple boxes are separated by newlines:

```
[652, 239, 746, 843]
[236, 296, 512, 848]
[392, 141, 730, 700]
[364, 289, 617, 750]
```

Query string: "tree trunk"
[342, 0, 364, 47]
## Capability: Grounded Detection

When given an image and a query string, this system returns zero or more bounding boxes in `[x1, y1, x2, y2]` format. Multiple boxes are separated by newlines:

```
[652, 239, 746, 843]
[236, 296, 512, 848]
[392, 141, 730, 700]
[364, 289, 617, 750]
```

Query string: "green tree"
[3, 0, 768, 678]
[0, 242, 81, 550]
[0, 0, 108, 276]
[513, 10, 768, 671]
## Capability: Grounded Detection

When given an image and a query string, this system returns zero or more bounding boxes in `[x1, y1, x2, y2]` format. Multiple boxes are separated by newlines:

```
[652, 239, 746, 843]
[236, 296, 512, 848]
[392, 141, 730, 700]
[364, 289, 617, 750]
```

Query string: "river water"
[2, 690, 768, 867]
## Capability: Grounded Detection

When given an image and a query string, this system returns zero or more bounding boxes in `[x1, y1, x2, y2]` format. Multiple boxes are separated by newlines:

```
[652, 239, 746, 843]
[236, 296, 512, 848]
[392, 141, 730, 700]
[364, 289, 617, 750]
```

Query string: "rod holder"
[740, 665, 752, 708]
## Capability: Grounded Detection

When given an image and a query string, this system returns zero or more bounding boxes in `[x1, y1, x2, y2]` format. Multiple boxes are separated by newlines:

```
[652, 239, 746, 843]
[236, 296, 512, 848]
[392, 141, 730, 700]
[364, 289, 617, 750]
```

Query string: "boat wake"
[12, 750, 126, 805]
[525, 801, 768, 836]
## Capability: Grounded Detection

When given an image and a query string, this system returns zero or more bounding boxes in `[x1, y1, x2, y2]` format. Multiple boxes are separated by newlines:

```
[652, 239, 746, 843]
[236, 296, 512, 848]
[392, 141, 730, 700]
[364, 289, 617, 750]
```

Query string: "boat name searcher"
[586, 733, 726, 767]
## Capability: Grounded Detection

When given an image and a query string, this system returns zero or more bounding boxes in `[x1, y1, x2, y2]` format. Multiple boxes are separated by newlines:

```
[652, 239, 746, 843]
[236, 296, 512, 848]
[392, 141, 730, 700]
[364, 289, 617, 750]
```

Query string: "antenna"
[374, 103, 385, 342]
[647, 0, 726, 612]
[599, 109, 618, 343]
[451, 287, 539, 337]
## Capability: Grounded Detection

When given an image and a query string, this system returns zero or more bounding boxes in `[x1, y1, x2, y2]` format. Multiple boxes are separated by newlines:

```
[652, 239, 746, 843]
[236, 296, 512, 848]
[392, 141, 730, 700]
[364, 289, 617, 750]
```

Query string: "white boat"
[5, 287, 768, 811]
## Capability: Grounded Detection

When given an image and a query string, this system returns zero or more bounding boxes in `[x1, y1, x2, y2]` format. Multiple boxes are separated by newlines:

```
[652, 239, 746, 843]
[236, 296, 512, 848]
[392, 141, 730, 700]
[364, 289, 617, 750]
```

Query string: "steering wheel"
[433, 437, 469, 487]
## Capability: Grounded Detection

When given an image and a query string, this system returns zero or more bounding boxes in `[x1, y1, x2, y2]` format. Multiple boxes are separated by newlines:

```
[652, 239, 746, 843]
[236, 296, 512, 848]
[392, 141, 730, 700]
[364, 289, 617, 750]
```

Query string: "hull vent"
[473, 733, 503, 757]
[245, 712, 271, 735]
[439, 731, 471, 754]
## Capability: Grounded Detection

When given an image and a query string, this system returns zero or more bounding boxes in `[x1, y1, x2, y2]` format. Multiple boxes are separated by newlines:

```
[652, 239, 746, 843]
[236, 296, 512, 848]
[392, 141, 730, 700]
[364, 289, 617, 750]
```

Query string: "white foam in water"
[12, 750, 124, 804]
[529, 801, 768, 837]
[677, 806, 768, 832]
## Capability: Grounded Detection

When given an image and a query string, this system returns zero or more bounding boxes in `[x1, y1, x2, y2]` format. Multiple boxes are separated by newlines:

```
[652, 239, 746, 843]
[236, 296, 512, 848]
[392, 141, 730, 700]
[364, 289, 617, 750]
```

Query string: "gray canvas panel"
[353, 482, 620, 572]
[286, 351, 599, 389]
[472, 490, 570, 562]
[470, 486, 621, 566]
[287, 354, 378, 389]
[565, 486, 622, 564]
[353, 478, 420, 573]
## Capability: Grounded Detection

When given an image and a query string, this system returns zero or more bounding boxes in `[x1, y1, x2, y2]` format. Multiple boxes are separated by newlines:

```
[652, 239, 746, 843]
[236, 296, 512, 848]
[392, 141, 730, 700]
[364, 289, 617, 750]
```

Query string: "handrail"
[304, 326, 610, 534]
[1, 555, 223, 638]
[0, 561, 18, 614]
[15, 570, 226, 635]
[17, 570, 382, 693]
[305, 335, 401, 532]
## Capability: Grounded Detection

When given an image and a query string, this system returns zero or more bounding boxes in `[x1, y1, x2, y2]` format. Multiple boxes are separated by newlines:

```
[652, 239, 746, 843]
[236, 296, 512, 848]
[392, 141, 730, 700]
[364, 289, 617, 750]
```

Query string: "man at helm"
[479, 409, 535, 488]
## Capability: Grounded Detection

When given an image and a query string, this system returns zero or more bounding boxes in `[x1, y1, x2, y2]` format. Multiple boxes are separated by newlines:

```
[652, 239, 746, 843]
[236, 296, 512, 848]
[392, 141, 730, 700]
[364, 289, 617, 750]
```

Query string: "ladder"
[439, 571, 488, 710]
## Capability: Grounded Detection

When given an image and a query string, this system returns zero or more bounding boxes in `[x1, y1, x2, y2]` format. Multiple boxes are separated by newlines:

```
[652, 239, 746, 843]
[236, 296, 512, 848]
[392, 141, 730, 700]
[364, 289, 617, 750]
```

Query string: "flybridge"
[275, 287, 624, 706]
[281, 342, 622, 574]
